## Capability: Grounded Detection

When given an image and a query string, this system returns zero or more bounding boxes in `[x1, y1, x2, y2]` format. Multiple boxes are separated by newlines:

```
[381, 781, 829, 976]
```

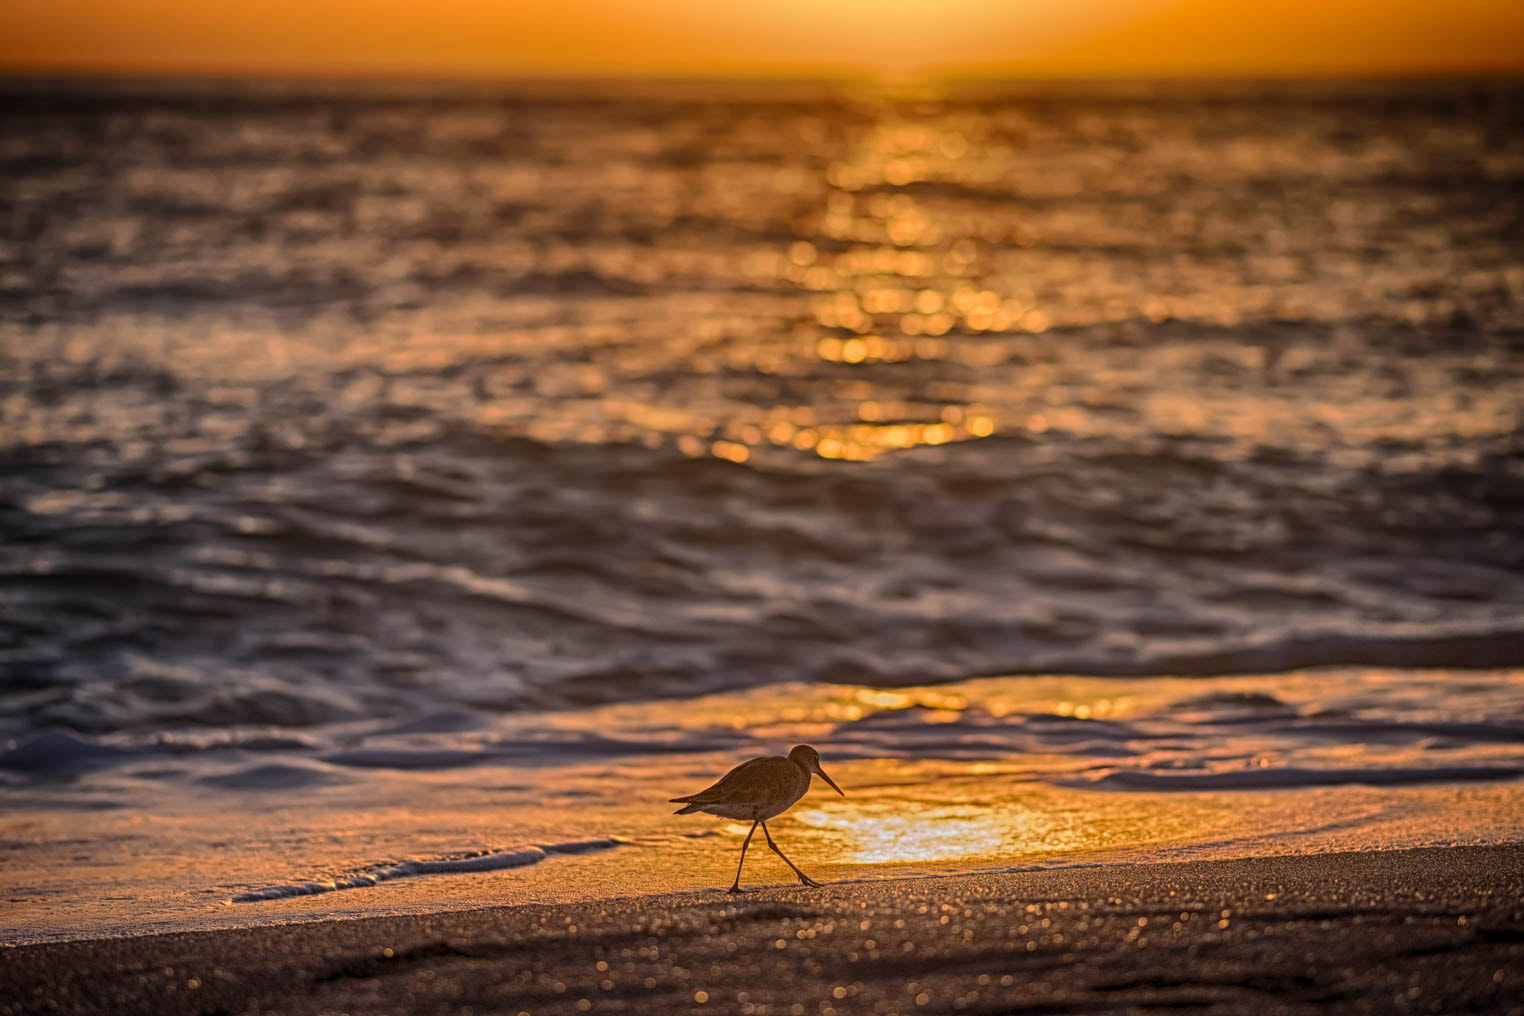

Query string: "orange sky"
[4, 0, 1523, 79]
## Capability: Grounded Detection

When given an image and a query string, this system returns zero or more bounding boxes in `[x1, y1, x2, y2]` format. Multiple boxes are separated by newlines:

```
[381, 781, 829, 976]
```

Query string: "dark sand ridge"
[4, 845, 1522, 1015]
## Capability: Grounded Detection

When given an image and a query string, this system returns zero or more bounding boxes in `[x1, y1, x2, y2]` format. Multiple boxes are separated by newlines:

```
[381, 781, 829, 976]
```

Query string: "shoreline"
[6, 843, 1521, 1015]
[6, 669, 1521, 948]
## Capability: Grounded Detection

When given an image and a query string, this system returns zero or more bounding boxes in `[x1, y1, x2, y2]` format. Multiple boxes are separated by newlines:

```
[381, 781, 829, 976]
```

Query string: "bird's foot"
[797, 874, 823, 888]
[727, 884, 749, 894]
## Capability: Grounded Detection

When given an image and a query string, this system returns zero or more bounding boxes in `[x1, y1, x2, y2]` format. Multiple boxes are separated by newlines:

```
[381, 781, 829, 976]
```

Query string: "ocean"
[1, 75, 1522, 942]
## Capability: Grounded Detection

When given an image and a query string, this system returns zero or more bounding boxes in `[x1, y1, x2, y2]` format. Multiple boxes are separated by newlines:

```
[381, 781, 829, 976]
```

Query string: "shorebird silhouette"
[671, 744, 845, 892]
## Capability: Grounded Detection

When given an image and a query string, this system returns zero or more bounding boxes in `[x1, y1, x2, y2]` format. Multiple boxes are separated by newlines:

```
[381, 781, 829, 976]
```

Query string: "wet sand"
[5, 844, 1521, 1015]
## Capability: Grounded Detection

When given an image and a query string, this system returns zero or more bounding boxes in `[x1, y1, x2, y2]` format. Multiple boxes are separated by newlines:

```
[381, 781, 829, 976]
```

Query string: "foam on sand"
[230, 839, 625, 903]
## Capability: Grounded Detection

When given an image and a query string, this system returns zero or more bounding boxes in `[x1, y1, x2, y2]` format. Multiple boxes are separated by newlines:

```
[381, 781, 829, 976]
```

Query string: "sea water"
[2, 76, 1522, 942]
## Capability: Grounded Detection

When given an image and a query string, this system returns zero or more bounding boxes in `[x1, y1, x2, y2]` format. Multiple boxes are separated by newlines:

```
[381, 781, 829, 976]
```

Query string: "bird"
[670, 744, 845, 892]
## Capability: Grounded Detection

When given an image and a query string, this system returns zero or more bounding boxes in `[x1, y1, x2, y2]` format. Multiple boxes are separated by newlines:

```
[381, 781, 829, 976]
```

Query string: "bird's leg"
[729, 821, 759, 893]
[761, 822, 822, 888]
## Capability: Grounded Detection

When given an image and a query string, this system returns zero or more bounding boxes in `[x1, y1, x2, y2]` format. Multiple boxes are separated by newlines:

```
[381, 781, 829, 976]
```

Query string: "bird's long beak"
[815, 765, 845, 796]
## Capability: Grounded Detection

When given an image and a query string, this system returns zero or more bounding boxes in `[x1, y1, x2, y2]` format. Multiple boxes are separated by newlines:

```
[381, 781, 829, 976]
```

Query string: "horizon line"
[5, 60, 1524, 89]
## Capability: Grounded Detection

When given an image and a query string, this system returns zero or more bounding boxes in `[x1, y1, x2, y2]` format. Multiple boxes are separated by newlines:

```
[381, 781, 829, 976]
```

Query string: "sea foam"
[231, 839, 625, 903]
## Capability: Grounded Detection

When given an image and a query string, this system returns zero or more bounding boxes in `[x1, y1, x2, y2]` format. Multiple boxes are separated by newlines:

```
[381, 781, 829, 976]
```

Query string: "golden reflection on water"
[731, 111, 1039, 463]
[794, 803, 1024, 864]
[584, 670, 1524, 869]
[781, 772, 1372, 869]
[775, 765, 1524, 872]
[7, 87, 1518, 479]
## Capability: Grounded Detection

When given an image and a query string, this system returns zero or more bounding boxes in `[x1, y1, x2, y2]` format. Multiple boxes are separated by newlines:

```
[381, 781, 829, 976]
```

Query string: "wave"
[828, 706, 1144, 760]
[3, 428, 1521, 742]
[0, 725, 762, 777]
[1084, 765, 1524, 791]
[230, 839, 625, 903]
[0, 731, 138, 773]
[196, 762, 348, 791]
[5, 670, 1522, 790]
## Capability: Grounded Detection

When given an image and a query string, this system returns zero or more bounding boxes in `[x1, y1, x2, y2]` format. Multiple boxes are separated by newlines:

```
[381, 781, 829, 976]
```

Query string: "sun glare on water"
[793, 803, 1060, 865]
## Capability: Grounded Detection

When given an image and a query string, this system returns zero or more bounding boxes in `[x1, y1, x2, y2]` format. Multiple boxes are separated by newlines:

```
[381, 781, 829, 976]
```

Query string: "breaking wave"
[231, 839, 625, 903]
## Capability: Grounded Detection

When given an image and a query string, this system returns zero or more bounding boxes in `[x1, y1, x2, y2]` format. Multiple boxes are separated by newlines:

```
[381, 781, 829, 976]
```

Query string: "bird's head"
[789, 744, 844, 796]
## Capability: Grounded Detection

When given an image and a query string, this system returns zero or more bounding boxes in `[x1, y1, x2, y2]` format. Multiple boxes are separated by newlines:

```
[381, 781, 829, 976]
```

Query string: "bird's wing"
[669, 756, 785, 804]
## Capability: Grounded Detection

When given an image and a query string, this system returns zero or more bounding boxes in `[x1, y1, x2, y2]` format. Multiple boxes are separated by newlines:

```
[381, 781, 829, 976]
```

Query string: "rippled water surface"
[2, 77, 1523, 939]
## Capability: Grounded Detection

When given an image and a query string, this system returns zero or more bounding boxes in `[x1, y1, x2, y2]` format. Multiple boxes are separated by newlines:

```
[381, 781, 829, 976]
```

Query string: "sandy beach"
[5, 844, 1520, 1015]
